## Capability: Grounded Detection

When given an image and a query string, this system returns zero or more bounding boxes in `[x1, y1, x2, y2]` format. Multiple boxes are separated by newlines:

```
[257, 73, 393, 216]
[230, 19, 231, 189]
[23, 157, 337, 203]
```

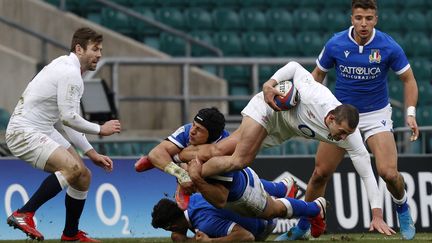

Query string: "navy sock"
[396, 200, 408, 214]
[287, 198, 320, 218]
[18, 173, 62, 213]
[63, 194, 86, 237]
[260, 179, 286, 198]
[298, 217, 311, 230]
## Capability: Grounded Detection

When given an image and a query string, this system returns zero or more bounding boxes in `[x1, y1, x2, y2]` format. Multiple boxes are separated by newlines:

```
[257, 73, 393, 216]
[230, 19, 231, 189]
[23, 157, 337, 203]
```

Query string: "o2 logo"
[4, 183, 130, 235]
[95, 183, 130, 235]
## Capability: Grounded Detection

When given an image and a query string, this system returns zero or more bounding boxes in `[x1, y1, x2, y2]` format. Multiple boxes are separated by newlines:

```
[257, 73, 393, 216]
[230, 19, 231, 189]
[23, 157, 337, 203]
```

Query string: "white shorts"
[241, 93, 297, 148]
[5, 128, 71, 170]
[359, 104, 393, 141]
[225, 168, 269, 217]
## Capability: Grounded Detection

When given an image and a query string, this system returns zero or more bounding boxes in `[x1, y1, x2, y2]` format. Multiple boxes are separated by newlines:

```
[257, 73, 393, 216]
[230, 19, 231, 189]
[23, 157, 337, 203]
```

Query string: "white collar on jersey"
[348, 26, 376, 52]
[68, 52, 81, 69]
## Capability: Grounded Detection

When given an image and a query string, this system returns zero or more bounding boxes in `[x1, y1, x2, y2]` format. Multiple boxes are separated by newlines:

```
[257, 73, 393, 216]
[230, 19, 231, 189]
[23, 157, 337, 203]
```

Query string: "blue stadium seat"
[400, 0, 427, 10]
[213, 0, 240, 8]
[224, 66, 251, 84]
[185, 8, 213, 31]
[377, 10, 401, 32]
[259, 65, 280, 85]
[284, 140, 308, 155]
[267, 0, 297, 8]
[134, 7, 158, 35]
[101, 8, 132, 35]
[400, 10, 427, 32]
[159, 33, 186, 56]
[265, 8, 293, 31]
[229, 85, 250, 115]
[188, 0, 214, 8]
[417, 106, 432, 126]
[320, 8, 349, 33]
[296, 32, 323, 56]
[259, 146, 283, 155]
[293, 9, 321, 31]
[130, 0, 159, 7]
[212, 32, 243, 56]
[156, 7, 185, 30]
[427, 11, 432, 31]
[322, 0, 350, 10]
[298, 0, 324, 10]
[388, 81, 403, 103]
[212, 8, 241, 31]
[239, 8, 267, 31]
[239, 0, 268, 8]
[0, 108, 10, 130]
[378, 0, 401, 10]
[159, 0, 188, 7]
[190, 31, 214, 56]
[241, 32, 270, 57]
[417, 81, 432, 106]
[410, 58, 431, 80]
[391, 107, 404, 128]
[403, 32, 431, 57]
[268, 32, 298, 56]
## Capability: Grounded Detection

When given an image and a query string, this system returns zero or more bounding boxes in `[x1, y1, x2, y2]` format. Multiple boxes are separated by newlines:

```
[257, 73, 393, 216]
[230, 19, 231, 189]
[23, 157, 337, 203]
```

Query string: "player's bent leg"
[230, 116, 268, 170]
[367, 132, 415, 239]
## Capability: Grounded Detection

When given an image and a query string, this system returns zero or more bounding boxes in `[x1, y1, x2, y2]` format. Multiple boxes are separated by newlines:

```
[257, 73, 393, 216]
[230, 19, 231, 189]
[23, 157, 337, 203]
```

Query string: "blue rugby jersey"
[186, 194, 275, 239]
[316, 26, 410, 113]
[167, 123, 230, 148]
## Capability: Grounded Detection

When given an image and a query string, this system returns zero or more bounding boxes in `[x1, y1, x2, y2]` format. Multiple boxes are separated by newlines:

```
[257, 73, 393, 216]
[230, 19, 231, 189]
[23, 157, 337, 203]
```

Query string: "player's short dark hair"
[331, 104, 359, 130]
[151, 198, 184, 229]
[352, 0, 377, 11]
[70, 27, 103, 52]
[194, 107, 225, 143]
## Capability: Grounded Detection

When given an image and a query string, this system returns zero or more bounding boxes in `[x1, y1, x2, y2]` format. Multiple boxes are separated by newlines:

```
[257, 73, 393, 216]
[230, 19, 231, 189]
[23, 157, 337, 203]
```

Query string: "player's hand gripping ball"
[274, 80, 299, 110]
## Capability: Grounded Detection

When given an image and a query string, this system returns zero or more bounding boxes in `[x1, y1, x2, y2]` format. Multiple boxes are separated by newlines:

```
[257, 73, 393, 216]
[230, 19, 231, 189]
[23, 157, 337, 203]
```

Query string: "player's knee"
[379, 170, 399, 184]
[311, 168, 332, 185]
[64, 161, 85, 184]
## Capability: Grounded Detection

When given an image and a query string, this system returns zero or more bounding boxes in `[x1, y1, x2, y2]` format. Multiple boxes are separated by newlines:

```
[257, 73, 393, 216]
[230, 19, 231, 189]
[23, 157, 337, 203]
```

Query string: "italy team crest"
[369, 49, 381, 63]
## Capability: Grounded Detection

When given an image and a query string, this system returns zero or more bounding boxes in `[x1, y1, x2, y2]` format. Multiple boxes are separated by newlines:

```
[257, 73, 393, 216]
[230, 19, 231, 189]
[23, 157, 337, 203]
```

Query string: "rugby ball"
[274, 80, 299, 110]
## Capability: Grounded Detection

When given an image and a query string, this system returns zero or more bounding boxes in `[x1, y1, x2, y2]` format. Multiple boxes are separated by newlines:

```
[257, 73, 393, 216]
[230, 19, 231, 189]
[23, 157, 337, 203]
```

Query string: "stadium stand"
[3, 0, 430, 156]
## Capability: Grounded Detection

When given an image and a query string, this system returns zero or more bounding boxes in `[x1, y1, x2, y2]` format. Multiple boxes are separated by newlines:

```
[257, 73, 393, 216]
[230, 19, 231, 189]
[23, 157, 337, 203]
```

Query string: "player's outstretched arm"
[188, 159, 229, 209]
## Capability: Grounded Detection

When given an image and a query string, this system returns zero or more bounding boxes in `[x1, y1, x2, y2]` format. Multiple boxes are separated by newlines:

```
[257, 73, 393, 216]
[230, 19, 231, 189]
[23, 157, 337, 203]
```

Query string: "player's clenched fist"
[99, 120, 121, 136]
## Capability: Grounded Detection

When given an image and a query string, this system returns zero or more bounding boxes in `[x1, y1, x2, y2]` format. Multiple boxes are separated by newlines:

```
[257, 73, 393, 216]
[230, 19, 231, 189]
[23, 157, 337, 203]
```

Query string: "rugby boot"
[61, 230, 101, 242]
[7, 210, 44, 241]
[310, 197, 327, 238]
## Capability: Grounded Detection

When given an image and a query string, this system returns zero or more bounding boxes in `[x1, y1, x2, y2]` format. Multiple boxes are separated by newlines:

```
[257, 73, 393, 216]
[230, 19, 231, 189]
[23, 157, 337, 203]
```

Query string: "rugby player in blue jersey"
[279, 0, 418, 240]
[136, 107, 299, 209]
[152, 194, 277, 242]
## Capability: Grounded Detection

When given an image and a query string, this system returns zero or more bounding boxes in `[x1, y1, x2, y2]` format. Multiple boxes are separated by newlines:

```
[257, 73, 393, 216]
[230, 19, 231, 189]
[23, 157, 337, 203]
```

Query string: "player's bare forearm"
[189, 160, 228, 208]
[201, 156, 240, 178]
[311, 66, 326, 83]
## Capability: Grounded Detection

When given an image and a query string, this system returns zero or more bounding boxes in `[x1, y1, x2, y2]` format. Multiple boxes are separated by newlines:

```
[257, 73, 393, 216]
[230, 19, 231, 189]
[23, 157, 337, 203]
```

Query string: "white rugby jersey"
[8, 53, 100, 135]
[243, 61, 381, 209]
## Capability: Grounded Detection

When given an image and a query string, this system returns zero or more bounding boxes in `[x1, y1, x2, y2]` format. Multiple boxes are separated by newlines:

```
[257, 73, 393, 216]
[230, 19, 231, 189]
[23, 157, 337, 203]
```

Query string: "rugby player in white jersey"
[176, 61, 394, 239]
[5, 27, 121, 242]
